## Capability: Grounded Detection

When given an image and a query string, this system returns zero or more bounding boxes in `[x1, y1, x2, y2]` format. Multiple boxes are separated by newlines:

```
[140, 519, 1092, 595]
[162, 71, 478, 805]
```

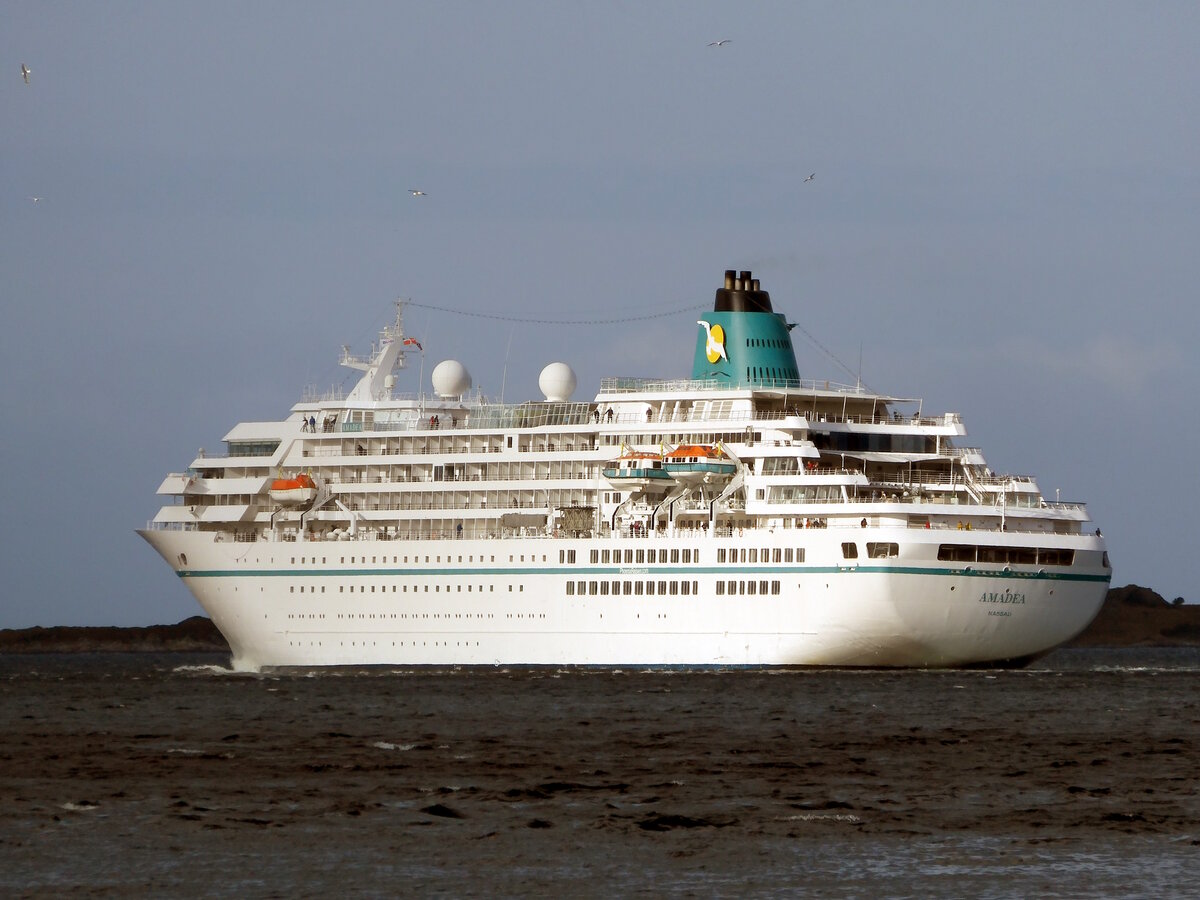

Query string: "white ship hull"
[140, 271, 1112, 670]
[141, 527, 1109, 670]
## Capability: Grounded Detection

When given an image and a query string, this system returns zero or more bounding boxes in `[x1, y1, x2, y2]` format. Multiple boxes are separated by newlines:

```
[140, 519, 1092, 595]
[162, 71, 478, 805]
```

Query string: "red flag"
[403, 338, 422, 350]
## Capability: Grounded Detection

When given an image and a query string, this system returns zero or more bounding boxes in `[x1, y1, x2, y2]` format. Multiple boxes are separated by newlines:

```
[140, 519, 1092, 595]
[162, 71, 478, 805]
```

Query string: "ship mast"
[340, 300, 415, 402]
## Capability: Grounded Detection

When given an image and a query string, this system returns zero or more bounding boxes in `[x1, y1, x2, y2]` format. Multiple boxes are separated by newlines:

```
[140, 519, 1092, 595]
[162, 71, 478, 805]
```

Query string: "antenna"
[499, 327, 514, 404]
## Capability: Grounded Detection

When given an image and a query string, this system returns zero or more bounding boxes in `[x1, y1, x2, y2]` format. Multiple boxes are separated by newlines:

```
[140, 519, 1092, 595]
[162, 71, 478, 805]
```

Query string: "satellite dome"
[431, 359, 472, 398]
[539, 362, 577, 402]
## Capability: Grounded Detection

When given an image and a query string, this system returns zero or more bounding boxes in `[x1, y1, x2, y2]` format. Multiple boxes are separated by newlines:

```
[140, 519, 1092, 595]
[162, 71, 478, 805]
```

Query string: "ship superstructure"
[140, 269, 1111, 669]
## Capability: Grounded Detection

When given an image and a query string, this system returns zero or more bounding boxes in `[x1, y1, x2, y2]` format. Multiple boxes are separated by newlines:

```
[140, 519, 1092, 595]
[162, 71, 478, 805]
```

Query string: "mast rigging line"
[403, 299, 704, 326]
[403, 298, 867, 389]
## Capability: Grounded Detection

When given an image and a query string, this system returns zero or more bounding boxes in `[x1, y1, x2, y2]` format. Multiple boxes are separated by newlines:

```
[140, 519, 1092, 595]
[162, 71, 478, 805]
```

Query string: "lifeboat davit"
[269, 473, 318, 505]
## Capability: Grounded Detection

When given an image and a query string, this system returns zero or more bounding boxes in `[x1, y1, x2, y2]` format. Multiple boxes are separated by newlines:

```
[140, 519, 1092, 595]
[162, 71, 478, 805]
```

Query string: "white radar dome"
[431, 359, 472, 398]
[539, 362, 577, 402]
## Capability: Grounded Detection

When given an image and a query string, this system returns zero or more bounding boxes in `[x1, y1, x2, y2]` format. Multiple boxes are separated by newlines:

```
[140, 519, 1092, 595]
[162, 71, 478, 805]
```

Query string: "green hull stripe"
[180, 566, 1110, 584]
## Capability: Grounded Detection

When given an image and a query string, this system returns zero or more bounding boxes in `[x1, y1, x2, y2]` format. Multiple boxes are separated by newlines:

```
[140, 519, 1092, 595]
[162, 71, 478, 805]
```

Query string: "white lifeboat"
[602, 450, 673, 493]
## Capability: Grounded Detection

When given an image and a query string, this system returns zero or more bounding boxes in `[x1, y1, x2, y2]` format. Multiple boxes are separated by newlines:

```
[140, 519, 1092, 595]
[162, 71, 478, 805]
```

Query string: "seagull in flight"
[21, 64, 32, 84]
[707, 39, 732, 47]
[28, 196, 41, 203]
[804, 173, 815, 183]
[409, 189, 426, 197]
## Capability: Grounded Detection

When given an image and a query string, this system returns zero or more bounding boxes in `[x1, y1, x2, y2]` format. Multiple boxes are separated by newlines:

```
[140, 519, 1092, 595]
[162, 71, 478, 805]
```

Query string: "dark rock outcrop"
[0, 616, 229, 653]
[1067, 585, 1200, 647]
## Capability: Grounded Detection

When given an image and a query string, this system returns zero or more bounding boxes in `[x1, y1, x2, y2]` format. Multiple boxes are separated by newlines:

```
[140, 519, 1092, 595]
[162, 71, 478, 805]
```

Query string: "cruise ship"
[140, 269, 1111, 670]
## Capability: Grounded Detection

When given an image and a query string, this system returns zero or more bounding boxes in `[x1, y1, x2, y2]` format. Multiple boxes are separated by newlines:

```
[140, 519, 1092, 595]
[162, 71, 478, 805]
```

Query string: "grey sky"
[2, 2, 1197, 627]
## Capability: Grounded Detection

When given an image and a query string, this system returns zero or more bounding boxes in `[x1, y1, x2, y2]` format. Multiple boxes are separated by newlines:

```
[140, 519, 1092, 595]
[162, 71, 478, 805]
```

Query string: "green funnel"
[692, 270, 799, 387]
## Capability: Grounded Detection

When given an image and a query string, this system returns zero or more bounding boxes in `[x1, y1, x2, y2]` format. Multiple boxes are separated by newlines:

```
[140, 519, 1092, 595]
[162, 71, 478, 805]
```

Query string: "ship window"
[659, 550, 667, 563]
[566, 582, 574, 595]
[646, 581, 654, 595]
[636, 549, 645, 564]
[938, 544, 976, 562]
[785, 549, 793, 562]
[670, 581, 678, 595]
[658, 580, 667, 594]
[868, 542, 899, 559]
[671, 549, 680, 563]
[623, 581, 632, 594]
[602, 550, 611, 563]
[747, 581, 756, 595]
[717, 549, 727, 563]
[683, 549, 692, 563]
[635, 581, 644, 595]
[591, 550, 599, 563]
[772, 581, 781, 594]
[589, 581, 598, 594]
[749, 549, 758, 563]
[1039, 548, 1075, 566]
[841, 543, 859, 559]
[600, 582, 609, 595]
[624, 550, 633, 564]
[681, 581, 691, 596]
[773, 549, 782, 563]
[760, 581, 768, 594]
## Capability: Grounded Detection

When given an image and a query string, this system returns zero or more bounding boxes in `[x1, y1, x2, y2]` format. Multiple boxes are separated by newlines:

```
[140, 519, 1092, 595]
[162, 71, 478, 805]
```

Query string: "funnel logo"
[697, 320, 728, 364]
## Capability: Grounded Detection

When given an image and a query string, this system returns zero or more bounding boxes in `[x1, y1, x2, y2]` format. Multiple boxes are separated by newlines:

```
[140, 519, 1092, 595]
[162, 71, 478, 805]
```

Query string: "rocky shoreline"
[0, 586, 1195, 654]
[0, 616, 229, 654]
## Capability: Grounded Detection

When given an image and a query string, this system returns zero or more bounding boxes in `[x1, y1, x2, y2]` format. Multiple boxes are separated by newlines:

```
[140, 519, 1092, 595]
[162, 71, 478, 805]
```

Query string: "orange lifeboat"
[662, 444, 736, 482]
[269, 473, 318, 505]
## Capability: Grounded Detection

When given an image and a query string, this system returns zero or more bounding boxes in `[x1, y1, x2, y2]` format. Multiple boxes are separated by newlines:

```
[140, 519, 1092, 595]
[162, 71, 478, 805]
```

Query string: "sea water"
[2, 648, 1198, 897]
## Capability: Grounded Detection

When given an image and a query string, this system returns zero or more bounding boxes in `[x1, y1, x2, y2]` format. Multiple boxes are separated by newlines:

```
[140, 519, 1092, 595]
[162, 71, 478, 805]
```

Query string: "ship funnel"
[692, 268, 799, 387]
[714, 268, 773, 313]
